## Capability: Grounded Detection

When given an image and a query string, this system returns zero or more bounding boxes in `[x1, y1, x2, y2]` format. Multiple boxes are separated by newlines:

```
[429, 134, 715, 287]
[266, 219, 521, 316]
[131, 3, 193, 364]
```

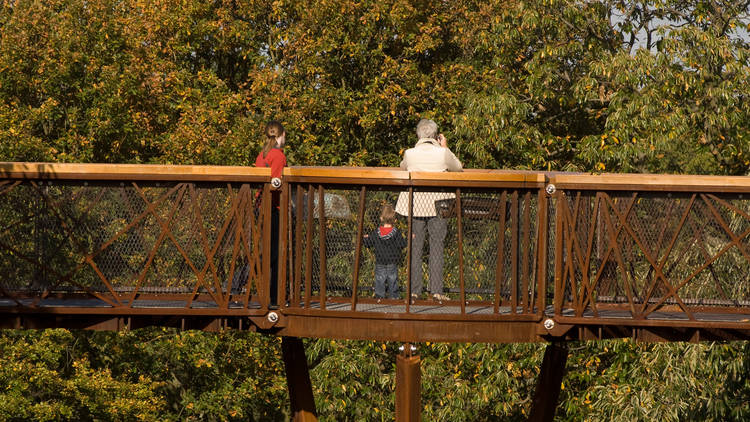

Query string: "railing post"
[279, 180, 290, 307]
[318, 185, 327, 310]
[553, 190, 565, 316]
[293, 184, 304, 307]
[456, 188, 465, 313]
[406, 187, 413, 312]
[536, 186, 549, 317]
[304, 184, 315, 308]
[261, 182, 272, 310]
[351, 187, 366, 311]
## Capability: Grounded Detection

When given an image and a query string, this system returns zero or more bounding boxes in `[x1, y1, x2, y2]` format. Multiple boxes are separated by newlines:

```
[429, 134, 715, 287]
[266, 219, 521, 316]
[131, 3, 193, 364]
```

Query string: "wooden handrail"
[551, 173, 750, 192]
[4, 163, 750, 193]
[0, 162, 270, 182]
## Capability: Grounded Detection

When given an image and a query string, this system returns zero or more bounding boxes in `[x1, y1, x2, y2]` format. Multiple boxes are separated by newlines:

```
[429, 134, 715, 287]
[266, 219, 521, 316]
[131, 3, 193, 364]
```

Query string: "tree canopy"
[1, 0, 748, 173]
[1, 0, 750, 420]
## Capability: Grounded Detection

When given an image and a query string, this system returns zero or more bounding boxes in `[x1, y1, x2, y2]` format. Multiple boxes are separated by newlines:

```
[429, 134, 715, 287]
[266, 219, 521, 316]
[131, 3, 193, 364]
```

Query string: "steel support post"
[395, 343, 421, 422]
[528, 342, 568, 422]
[281, 336, 318, 422]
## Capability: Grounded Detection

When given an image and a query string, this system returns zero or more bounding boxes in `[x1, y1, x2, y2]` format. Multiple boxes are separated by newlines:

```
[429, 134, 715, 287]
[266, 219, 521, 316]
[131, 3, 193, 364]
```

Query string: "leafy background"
[1, 0, 750, 420]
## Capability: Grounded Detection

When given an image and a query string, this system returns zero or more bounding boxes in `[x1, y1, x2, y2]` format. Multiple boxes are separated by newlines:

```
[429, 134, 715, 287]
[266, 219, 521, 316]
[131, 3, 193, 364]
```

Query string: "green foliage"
[2, 0, 747, 173]
[0, 328, 290, 421]
[2, 0, 750, 420]
[559, 339, 750, 421]
[1, 332, 747, 421]
[0, 329, 166, 421]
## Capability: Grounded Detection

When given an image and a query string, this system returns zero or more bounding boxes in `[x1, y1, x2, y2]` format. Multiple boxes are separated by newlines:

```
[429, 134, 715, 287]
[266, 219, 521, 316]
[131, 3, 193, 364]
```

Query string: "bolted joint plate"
[248, 311, 287, 330]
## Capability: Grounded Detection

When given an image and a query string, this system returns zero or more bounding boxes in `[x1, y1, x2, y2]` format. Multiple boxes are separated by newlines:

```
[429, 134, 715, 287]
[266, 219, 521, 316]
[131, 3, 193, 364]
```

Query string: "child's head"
[380, 203, 396, 225]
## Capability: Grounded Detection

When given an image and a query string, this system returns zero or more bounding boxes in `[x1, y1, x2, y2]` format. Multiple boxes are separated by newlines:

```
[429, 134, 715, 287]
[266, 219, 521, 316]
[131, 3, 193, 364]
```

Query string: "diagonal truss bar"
[639, 195, 696, 317]
[560, 192, 585, 314]
[224, 184, 258, 308]
[187, 183, 234, 308]
[128, 184, 197, 307]
[29, 182, 124, 305]
[182, 184, 247, 308]
[603, 194, 695, 320]
[226, 185, 245, 307]
[0, 180, 21, 197]
[704, 194, 750, 264]
[0, 239, 120, 308]
[685, 212, 731, 301]
[241, 185, 264, 308]
[596, 194, 640, 317]
[649, 215, 750, 314]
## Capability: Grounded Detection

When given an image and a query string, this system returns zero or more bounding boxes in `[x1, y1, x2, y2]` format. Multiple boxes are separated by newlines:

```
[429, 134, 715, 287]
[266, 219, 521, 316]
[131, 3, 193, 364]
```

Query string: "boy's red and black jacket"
[363, 226, 407, 265]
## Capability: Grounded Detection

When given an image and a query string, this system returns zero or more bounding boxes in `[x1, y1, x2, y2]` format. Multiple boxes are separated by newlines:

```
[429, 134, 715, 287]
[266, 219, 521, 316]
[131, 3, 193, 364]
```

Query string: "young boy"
[363, 203, 407, 299]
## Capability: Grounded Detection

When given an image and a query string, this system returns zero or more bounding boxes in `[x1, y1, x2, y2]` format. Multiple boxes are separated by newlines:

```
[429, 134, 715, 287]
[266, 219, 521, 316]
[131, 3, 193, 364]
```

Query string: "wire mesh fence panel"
[289, 185, 405, 304]
[557, 190, 750, 320]
[288, 183, 544, 316]
[0, 180, 266, 308]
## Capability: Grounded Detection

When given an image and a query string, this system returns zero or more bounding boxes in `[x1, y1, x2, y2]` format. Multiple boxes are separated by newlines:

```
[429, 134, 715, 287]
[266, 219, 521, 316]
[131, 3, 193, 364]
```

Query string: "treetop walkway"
[1, 161, 749, 343]
[2, 161, 749, 420]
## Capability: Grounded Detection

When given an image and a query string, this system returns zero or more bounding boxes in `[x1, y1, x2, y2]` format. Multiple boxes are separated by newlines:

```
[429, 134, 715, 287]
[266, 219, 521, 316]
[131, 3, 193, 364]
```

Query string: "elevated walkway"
[1, 162, 749, 342]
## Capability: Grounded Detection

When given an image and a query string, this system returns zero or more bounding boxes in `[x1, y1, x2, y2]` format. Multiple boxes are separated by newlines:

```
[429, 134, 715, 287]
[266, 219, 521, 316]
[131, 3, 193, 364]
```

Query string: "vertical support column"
[396, 343, 421, 422]
[281, 336, 318, 422]
[528, 342, 568, 422]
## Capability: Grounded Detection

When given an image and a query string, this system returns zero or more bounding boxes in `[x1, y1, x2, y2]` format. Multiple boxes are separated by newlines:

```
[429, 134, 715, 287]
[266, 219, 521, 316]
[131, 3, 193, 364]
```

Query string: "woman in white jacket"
[395, 119, 462, 302]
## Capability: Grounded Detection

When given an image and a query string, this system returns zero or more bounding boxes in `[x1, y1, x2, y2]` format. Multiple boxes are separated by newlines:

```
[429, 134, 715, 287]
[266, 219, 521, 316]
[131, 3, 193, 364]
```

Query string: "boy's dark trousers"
[374, 263, 399, 299]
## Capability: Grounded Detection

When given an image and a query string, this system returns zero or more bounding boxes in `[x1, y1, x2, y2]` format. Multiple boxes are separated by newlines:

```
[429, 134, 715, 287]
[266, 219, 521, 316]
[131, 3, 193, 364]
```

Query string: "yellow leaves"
[596, 162, 605, 171]
[195, 358, 212, 368]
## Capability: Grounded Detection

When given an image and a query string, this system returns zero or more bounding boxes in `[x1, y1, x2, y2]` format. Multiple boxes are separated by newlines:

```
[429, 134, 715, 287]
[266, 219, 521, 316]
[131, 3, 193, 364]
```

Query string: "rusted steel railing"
[550, 173, 750, 331]
[2, 162, 750, 340]
[0, 162, 274, 317]
[279, 167, 546, 322]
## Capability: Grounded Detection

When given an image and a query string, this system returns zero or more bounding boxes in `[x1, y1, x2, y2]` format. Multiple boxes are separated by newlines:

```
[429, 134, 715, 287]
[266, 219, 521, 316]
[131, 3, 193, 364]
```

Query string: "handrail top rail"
[552, 172, 750, 192]
[0, 162, 270, 182]
[284, 166, 546, 185]
[4, 162, 750, 192]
